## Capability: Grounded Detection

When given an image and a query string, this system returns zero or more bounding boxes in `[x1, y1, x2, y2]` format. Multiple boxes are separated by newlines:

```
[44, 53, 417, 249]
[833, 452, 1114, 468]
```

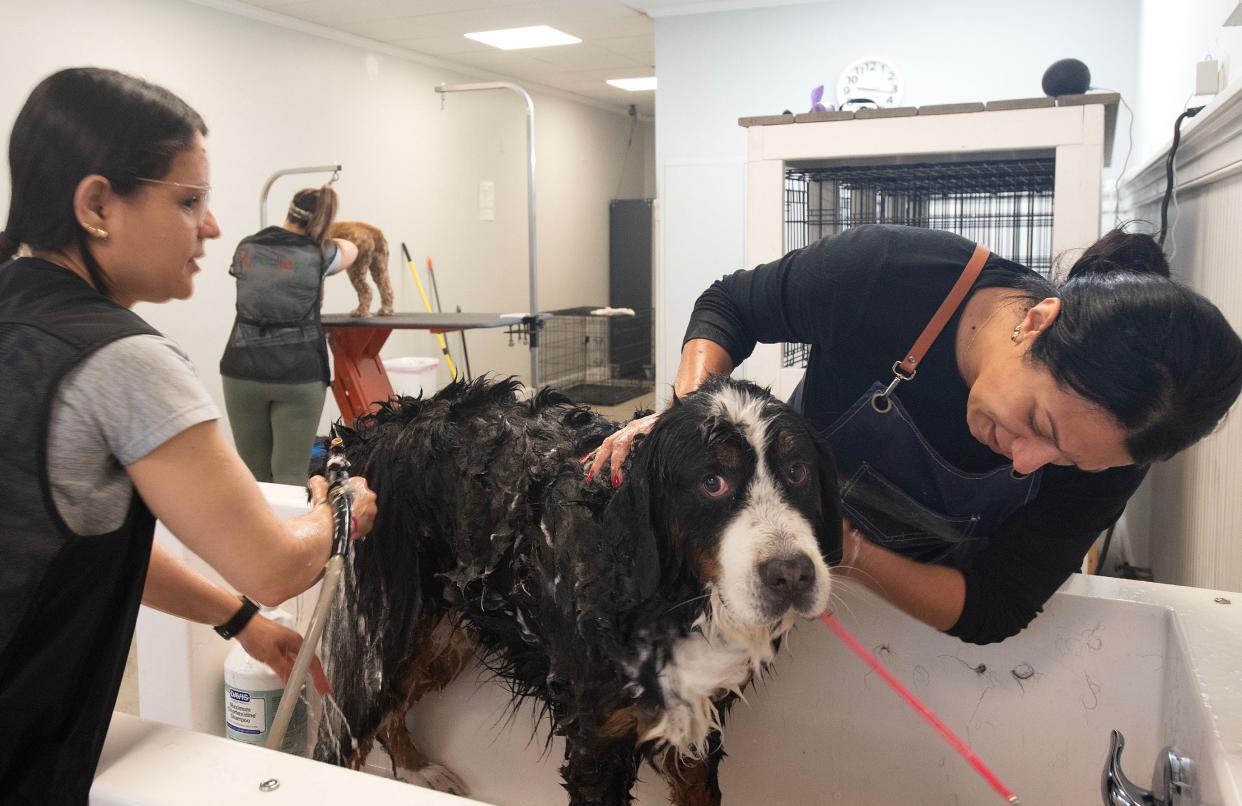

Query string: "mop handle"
[819, 612, 1020, 804]
[401, 242, 436, 315]
[400, 242, 458, 380]
[426, 256, 444, 313]
[265, 438, 353, 750]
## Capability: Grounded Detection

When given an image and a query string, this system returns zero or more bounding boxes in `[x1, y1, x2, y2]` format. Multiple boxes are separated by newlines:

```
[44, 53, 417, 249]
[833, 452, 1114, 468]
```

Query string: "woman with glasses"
[219, 185, 358, 485]
[0, 67, 377, 802]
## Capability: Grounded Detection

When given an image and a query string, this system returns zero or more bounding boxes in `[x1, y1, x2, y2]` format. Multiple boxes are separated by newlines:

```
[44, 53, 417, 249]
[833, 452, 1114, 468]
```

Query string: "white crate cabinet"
[740, 97, 1116, 399]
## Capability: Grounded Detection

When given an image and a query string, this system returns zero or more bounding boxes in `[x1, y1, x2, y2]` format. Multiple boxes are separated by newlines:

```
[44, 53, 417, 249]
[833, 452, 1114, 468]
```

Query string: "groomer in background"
[220, 186, 358, 485]
[0, 67, 376, 803]
[589, 224, 1242, 645]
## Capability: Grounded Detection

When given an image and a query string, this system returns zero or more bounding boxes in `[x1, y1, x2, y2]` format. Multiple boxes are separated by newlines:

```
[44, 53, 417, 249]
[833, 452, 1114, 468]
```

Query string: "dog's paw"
[350, 307, 374, 318]
[396, 762, 469, 796]
[377, 305, 395, 316]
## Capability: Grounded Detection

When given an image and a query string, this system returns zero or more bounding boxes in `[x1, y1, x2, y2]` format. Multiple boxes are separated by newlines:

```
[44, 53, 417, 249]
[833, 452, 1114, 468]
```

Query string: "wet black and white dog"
[315, 376, 841, 805]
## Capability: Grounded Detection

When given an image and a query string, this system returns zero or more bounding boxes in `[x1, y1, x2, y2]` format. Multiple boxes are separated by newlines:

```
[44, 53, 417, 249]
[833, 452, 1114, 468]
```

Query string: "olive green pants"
[222, 376, 326, 485]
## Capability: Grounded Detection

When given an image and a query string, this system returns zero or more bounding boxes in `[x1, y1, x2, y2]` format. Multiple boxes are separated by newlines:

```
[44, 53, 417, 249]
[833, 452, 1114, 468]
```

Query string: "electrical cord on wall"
[1088, 87, 1134, 227]
[1159, 101, 1206, 251]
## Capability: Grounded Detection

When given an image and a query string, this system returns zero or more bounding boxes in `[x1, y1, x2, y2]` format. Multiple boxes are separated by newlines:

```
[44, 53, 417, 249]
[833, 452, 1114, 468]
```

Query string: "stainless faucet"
[1102, 729, 1195, 805]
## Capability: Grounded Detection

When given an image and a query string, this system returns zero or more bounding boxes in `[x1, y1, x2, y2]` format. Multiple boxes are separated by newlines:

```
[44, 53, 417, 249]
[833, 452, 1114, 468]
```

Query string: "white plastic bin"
[382, 356, 439, 399]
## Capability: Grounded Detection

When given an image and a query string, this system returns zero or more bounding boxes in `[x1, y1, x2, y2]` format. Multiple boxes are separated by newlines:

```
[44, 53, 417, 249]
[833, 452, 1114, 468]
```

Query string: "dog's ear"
[812, 429, 844, 566]
[598, 436, 663, 607]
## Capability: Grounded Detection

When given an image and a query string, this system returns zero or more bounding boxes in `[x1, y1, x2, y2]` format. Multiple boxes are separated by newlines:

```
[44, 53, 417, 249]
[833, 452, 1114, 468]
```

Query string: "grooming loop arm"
[259, 164, 341, 228]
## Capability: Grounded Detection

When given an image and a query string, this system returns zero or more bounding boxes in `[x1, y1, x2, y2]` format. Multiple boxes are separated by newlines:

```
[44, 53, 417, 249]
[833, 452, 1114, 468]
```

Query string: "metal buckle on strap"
[873, 361, 916, 413]
[883, 361, 916, 395]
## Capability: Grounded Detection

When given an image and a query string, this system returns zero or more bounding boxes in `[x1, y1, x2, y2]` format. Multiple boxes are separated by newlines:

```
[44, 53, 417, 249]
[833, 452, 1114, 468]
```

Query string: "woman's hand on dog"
[583, 412, 659, 488]
[236, 612, 332, 695]
[308, 475, 378, 539]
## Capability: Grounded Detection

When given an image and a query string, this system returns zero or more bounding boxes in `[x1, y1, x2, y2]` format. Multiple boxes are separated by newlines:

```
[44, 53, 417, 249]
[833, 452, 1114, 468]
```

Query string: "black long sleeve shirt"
[684, 225, 1145, 644]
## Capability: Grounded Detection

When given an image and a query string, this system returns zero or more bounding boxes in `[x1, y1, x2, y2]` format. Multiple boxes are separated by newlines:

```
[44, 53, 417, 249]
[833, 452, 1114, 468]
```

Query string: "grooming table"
[321, 312, 549, 422]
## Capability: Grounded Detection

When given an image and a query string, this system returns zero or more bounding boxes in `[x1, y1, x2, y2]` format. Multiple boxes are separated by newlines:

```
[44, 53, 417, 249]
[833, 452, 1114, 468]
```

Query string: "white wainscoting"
[1121, 82, 1242, 589]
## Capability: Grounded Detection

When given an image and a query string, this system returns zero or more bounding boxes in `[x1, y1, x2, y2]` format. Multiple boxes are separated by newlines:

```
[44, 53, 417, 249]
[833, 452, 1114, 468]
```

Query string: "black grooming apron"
[0, 259, 158, 804]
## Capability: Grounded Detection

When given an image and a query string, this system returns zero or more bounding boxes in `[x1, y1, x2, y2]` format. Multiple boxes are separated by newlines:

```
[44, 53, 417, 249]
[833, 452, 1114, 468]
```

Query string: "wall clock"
[836, 58, 903, 108]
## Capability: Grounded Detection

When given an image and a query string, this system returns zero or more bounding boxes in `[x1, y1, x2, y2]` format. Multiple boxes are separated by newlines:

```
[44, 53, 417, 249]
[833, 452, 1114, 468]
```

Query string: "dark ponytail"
[287, 185, 338, 253]
[3, 68, 207, 296]
[1025, 228, 1242, 464]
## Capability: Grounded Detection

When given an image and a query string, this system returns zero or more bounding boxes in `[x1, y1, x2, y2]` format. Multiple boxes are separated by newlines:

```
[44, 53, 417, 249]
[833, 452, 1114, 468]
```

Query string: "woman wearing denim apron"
[588, 224, 1242, 644]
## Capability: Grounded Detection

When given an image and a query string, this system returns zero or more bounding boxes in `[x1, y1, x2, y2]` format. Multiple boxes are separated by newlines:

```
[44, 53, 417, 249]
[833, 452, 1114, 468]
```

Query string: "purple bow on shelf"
[810, 84, 835, 113]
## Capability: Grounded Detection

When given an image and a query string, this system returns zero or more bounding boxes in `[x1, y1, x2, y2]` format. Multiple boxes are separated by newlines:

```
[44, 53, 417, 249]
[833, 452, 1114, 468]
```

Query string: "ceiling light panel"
[606, 77, 657, 91]
[464, 25, 581, 50]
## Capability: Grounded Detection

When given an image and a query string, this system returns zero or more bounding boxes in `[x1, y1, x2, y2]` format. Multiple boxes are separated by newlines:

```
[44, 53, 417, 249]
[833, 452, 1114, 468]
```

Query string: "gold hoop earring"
[1011, 325, 1022, 343]
[82, 223, 109, 240]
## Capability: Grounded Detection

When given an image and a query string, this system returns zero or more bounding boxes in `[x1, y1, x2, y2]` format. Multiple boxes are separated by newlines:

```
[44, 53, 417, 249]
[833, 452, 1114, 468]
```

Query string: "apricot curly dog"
[330, 221, 393, 318]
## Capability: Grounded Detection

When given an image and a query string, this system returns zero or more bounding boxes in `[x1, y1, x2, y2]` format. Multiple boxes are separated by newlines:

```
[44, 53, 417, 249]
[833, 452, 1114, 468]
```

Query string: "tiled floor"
[589, 392, 656, 422]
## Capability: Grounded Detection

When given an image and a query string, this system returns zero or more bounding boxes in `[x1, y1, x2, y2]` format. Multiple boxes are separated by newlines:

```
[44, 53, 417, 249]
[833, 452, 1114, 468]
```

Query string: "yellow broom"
[401, 242, 457, 380]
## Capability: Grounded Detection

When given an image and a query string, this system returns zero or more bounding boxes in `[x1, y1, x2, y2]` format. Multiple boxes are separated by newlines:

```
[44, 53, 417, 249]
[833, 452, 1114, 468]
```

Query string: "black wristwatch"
[213, 595, 260, 640]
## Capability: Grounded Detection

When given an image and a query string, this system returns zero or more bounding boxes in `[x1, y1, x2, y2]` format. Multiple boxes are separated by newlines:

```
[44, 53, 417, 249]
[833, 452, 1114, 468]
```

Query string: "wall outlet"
[479, 180, 495, 222]
[1196, 58, 1221, 96]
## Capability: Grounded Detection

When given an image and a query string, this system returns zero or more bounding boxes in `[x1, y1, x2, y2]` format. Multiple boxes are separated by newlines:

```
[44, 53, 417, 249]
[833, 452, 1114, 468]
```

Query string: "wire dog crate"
[539, 307, 654, 406]
[781, 156, 1056, 368]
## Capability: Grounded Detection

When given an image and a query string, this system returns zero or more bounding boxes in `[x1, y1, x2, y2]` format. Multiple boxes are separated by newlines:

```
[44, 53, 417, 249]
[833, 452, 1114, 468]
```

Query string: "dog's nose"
[759, 553, 816, 606]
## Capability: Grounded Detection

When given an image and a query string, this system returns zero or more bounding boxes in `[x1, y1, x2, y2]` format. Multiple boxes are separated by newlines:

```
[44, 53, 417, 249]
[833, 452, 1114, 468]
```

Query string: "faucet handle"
[1103, 730, 1158, 805]
[1101, 729, 1196, 806]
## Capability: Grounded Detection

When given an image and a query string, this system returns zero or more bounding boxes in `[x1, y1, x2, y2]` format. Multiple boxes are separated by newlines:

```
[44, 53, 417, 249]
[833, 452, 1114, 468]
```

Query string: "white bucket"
[382, 356, 439, 399]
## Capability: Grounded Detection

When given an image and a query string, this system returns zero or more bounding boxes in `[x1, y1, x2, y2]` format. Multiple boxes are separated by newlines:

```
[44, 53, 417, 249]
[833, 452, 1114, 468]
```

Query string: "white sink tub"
[102, 483, 1242, 805]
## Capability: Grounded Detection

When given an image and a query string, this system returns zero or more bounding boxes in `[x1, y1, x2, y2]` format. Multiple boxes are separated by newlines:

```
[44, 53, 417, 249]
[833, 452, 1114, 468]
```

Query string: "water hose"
[266, 434, 353, 751]
[401, 242, 458, 381]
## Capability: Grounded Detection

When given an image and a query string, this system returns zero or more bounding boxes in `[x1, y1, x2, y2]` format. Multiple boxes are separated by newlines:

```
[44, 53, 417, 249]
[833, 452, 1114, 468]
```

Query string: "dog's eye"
[784, 462, 809, 486]
[700, 474, 730, 498]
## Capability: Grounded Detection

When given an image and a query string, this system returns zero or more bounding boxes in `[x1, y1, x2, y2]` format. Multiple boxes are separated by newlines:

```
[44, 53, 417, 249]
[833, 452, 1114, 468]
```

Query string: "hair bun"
[1067, 229, 1170, 280]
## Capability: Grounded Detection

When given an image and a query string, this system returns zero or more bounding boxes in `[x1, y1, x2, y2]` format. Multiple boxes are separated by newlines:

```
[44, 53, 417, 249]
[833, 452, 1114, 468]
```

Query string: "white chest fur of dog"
[642, 592, 797, 758]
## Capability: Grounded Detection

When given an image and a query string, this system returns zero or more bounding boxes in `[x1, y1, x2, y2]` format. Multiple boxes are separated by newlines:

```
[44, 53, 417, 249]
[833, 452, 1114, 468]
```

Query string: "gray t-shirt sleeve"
[324, 241, 344, 276]
[48, 334, 220, 535]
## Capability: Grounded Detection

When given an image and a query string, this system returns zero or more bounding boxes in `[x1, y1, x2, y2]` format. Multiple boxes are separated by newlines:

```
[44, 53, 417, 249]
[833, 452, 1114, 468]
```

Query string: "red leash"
[820, 612, 1020, 804]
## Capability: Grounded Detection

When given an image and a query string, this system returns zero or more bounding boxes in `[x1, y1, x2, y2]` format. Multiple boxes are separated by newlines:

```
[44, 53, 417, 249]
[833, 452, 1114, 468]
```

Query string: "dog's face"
[606, 377, 842, 627]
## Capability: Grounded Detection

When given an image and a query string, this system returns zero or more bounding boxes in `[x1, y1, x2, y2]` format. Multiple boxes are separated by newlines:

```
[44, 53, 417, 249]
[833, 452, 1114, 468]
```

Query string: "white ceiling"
[224, 0, 661, 114]
[217, 0, 823, 115]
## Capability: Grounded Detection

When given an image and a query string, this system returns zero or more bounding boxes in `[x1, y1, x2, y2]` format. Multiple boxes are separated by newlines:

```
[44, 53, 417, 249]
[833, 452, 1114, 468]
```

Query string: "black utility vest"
[0, 259, 159, 804]
[219, 227, 331, 385]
